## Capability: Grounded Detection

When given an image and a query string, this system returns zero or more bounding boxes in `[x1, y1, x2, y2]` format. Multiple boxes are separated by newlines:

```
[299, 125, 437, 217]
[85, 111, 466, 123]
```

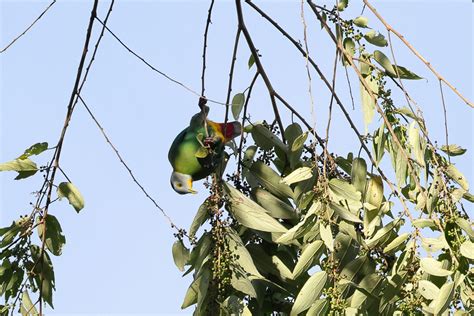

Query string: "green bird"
[168, 107, 241, 194]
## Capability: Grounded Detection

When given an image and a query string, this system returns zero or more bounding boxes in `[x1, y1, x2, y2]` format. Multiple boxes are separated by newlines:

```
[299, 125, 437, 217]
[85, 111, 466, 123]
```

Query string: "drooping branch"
[201, 0, 215, 97]
[362, 0, 473, 108]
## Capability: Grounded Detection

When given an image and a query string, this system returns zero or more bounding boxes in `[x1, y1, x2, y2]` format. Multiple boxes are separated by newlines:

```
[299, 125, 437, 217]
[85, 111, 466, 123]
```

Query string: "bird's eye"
[176, 182, 182, 188]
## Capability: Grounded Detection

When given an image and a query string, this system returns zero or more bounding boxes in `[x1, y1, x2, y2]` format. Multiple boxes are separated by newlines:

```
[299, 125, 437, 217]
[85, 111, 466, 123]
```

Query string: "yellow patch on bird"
[206, 121, 225, 141]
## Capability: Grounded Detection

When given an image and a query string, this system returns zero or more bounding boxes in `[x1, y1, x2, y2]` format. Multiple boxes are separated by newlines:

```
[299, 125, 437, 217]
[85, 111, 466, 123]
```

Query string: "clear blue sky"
[1, 0, 472, 314]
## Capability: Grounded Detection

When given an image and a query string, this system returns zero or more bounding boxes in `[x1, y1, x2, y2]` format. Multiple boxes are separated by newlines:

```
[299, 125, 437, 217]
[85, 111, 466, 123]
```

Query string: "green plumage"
[168, 110, 224, 181]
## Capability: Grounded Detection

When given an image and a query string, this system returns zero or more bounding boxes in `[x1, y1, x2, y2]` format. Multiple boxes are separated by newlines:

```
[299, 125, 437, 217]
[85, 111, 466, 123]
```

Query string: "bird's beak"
[187, 178, 197, 194]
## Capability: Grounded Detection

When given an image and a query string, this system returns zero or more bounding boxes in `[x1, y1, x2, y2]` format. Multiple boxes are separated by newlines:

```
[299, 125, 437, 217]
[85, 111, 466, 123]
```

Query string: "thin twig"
[224, 28, 242, 125]
[324, 48, 339, 179]
[235, 0, 285, 142]
[95, 17, 229, 107]
[344, 66, 355, 110]
[300, 1, 316, 130]
[439, 81, 450, 162]
[237, 72, 259, 175]
[201, 0, 215, 97]
[362, 0, 473, 108]
[39, 2, 100, 313]
[1, 0, 56, 53]
[77, 95, 189, 238]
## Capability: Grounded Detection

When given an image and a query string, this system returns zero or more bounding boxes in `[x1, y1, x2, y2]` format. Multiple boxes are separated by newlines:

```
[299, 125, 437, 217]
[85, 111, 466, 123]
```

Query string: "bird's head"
[170, 172, 197, 195]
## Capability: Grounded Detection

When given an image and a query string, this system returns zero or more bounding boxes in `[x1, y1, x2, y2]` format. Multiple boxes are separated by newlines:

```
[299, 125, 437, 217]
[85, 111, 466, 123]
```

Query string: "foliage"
[1, 0, 472, 315]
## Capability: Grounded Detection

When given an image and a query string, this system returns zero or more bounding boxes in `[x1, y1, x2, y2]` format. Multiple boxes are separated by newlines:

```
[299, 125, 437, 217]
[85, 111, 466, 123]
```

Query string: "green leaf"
[432, 281, 455, 315]
[455, 218, 474, 239]
[343, 38, 356, 65]
[248, 54, 255, 69]
[337, 0, 348, 11]
[292, 240, 324, 279]
[225, 183, 287, 233]
[364, 30, 388, 47]
[351, 158, 367, 194]
[350, 273, 384, 308]
[373, 50, 396, 76]
[463, 192, 474, 203]
[366, 218, 401, 248]
[231, 266, 256, 297]
[227, 230, 263, 278]
[307, 300, 329, 315]
[417, 280, 439, 300]
[408, 121, 425, 167]
[189, 200, 210, 238]
[389, 65, 423, 80]
[231, 93, 245, 120]
[280, 167, 313, 185]
[57, 182, 84, 213]
[460, 240, 474, 260]
[420, 257, 452, 277]
[20, 290, 38, 315]
[291, 131, 308, 152]
[0, 158, 38, 180]
[440, 144, 466, 156]
[353, 16, 368, 28]
[366, 175, 384, 209]
[38, 215, 66, 256]
[250, 161, 294, 200]
[412, 218, 437, 229]
[360, 75, 378, 134]
[330, 202, 362, 223]
[253, 188, 296, 219]
[445, 164, 469, 190]
[19, 142, 48, 159]
[383, 232, 410, 254]
[290, 271, 327, 316]
[320, 223, 334, 252]
[251, 123, 286, 153]
[172, 240, 190, 272]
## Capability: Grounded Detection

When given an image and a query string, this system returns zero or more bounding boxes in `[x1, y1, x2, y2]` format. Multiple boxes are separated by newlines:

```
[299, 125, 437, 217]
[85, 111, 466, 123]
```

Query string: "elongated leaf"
[320, 223, 334, 252]
[253, 188, 296, 219]
[291, 271, 327, 316]
[350, 273, 383, 308]
[417, 280, 440, 300]
[455, 218, 474, 238]
[0, 158, 37, 172]
[408, 121, 425, 166]
[281, 167, 313, 185]
[383, 233, 410, 254]
[366, 218, 401, 248]
[330, 202, 362, 223]
[189, 200, 210, 238]
[446, 164, 469, 190]
[292, 240, 324, 279]
[19, 142, 48, 159]
[250, 161, 294, 200]
[373, 50, 396, 76]
[441, 144, 466, 156]
[20, 290, 38, 315]
[365, 175, 384, 209]
[37, 215, 66, 256]
[364, 30, 387, 47]
[57, 182, 84, 213]
[329, 178, 361, 204]
[460, 240, 474, 259]
[227, 230, 263, 278]
[172, 240, 189, 272]
[390, 65, 423, 80]
[353, 16, 368, 28]
[343, 38, 355, 65]
[420, 257, 452, 277]
[360, 75, 378, 134]
[291, 132, 308, 152]
[232, 93, 245, 120]
[225, 183, 287, 233]
[248, 54, 255, 69]
[413, 218, 437, 229]
[351, 158, 367, 194]
[307, 299, 329, 315]
[251, 123, 286, 153]
[432, 281, 455, 315]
